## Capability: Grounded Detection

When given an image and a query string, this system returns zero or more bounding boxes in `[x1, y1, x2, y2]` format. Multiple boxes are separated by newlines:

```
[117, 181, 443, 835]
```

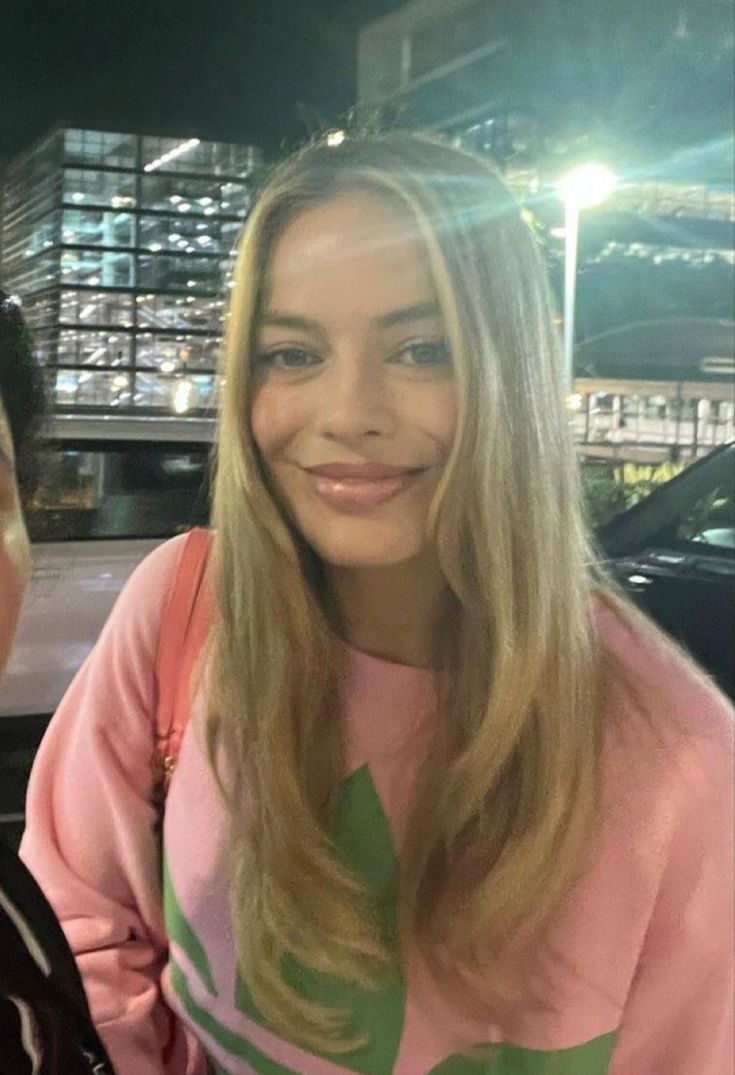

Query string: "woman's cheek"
[250, 384, 293, 458]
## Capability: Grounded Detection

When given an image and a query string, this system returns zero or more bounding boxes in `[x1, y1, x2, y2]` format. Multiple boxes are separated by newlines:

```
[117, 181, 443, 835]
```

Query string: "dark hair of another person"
[0, 290, 46, 492]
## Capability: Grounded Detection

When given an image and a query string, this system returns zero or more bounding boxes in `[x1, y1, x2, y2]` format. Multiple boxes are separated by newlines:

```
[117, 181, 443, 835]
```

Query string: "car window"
[675, 481, 735, 551]
[24, 442, 210, 542]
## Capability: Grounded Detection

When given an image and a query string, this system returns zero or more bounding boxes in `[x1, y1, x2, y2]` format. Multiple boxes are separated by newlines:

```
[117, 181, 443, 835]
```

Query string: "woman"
[21, 134, 733, 1074]
[0, 290, 113, 1073]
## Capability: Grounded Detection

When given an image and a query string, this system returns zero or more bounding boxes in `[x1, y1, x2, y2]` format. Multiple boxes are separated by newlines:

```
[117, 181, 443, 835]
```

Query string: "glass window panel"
[58, 289, 134, 327]
[2, 140, 61, 221]
[224, 144, 260, 177]
[141, 137, 206, 175]
[135, 332, 219, 372]
[140, 174, 213, 211]
[136, 293, 225, 333]
[24, 444, 209, 542]
[21, 212, 61, 256]
[53, 368, 132, 408]
[61, 208, 135, 248]
[7, 253, 59, 293]
[60, 249, 134, 287]
[220, 181, 251, 215]
[2, 232, 27, 265]
[64, 129, 136, 169]
[133, 372, 216, 413]
[141, 137, 259, 177]
[139, 174, 251, 214]
[31, 130, 64, 172]
[2, 189, 58, 236]
[136, 254, 224, 293]
[20, 294, 59, 333]
[57, 329, 132, 367]
[30, 332, 56, 366]
[221, 220, 242, 253]
[138, 214, 238, 255]
[62, 168, 137, 209]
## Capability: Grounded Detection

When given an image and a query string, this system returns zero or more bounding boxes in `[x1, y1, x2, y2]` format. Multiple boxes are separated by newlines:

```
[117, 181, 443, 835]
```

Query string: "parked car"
[598, 440, 734, 701]
[0, 413, 214, 845]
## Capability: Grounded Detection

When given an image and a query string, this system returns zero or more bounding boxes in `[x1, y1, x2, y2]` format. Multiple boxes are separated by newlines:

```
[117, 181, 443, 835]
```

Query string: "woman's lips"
[306, 470, 423, 512]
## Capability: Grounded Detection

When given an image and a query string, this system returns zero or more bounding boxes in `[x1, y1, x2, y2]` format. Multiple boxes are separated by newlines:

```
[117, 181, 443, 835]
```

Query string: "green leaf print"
[235, 764, 406, 1074]
[233, 764, 618, 1074]
[169, 764, 619, 1074]
[428, 1032, 617, 1074]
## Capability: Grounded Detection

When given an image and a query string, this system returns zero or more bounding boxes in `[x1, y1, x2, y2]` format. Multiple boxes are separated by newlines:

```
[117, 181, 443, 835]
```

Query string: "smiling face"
[0, 398, 31, 675]
[249, 192, 458, 573]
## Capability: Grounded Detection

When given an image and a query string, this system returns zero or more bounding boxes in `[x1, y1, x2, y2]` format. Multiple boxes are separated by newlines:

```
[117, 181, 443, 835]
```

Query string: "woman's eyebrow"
[260, 312, 323, 333]
[260, 300, 441, 334]
[376, 301, 440, 328]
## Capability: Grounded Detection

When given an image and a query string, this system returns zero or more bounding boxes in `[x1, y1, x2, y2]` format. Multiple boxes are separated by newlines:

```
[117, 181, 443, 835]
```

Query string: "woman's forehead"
[276, 191, 423, 258]
[264, 193, 436, 312]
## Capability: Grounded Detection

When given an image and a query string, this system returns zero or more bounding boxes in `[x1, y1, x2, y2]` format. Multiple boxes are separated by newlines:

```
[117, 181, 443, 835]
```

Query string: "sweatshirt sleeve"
[609, 699, 735, 1075]
[19, 534, 206, 1075]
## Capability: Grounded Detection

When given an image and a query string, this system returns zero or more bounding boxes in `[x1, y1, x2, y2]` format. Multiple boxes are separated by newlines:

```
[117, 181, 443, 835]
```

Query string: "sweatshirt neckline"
[340, 639, 435, 675]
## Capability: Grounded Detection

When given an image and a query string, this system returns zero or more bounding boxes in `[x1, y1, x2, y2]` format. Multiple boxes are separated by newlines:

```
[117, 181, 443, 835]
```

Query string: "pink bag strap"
[152, 527, 213, 800]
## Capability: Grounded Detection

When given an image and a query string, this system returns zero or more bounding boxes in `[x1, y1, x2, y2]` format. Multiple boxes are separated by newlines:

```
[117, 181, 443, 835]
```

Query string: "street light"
[557, 163, 617, 390]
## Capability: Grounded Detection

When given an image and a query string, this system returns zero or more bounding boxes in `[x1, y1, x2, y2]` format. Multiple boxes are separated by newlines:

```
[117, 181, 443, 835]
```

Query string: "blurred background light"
[558, 163, 617, 210]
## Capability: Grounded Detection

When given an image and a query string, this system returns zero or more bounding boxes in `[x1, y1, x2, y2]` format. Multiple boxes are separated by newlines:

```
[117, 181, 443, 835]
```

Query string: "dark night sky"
[2, 0, 733, 177]
[0, 0, 403, 160]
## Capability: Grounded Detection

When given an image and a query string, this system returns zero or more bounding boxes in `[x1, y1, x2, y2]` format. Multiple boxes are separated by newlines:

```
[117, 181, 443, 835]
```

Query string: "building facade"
[357, 0, 735, 459]
[0, 128, 261, 414]
[358, 0, 512, 132]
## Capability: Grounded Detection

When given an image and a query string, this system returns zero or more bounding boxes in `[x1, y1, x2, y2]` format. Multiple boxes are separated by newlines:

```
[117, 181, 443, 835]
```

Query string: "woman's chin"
[310, 537, 428, 571]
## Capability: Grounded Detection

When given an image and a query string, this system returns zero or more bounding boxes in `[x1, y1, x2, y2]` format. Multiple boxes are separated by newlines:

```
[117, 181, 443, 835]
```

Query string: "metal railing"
[570, 378, 735, 462]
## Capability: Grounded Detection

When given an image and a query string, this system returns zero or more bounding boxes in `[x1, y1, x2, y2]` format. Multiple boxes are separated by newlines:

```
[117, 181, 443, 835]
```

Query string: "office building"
[0, 128, 261, 413]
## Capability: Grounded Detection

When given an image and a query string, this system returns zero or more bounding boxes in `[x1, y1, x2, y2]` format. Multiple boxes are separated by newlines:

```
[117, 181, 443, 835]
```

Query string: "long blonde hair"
[208, 132, 608, 1052]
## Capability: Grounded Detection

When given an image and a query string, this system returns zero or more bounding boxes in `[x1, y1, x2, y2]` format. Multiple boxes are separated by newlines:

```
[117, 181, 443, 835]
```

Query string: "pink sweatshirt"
[20, 534, 735, 1075]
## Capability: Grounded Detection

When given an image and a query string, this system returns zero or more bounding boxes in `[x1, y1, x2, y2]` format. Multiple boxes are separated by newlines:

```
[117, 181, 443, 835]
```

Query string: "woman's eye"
[257, 348, 319, 370]
[394, 340, 451, 367]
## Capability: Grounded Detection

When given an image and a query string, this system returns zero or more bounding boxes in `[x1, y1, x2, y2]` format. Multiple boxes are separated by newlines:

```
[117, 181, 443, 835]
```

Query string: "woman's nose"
[316, 354, 395, 440]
